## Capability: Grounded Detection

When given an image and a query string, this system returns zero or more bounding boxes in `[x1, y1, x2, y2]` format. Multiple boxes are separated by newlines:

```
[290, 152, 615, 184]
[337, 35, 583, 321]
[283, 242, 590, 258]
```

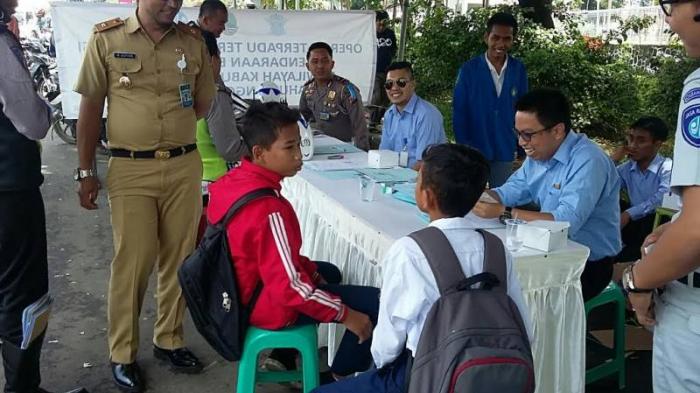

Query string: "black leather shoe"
[111, 362, 144, 393]
[153, 346, 203, 374]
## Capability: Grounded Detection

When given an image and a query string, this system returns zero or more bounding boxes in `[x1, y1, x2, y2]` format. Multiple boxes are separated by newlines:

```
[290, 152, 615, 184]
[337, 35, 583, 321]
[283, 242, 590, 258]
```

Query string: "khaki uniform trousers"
[106, 151, 202, 364]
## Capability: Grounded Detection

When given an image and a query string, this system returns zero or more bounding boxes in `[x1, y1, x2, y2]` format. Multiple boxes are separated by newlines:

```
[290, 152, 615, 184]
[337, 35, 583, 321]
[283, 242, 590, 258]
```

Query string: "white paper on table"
[465, 212, 503, 229]
[303, 159, 367, 171]
[479, 191, 499, 204]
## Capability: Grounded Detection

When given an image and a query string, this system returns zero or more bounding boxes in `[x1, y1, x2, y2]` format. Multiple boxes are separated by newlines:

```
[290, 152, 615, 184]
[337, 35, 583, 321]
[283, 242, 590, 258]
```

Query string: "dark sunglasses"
[659, 0, 694, 16]
[384, 78, 411, 90]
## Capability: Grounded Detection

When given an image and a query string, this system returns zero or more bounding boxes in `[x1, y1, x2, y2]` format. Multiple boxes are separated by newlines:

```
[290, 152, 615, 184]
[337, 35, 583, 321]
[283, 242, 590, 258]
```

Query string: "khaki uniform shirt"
[74, 14, 215, 151]
[299, 74, 369, 150]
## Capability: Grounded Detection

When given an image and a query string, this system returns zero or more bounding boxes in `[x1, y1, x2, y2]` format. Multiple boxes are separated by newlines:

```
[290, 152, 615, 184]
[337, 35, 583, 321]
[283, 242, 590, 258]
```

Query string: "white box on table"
[519, 220, 570, 252]
[367, 150, 399, 169]
[662, 193, 681, 210]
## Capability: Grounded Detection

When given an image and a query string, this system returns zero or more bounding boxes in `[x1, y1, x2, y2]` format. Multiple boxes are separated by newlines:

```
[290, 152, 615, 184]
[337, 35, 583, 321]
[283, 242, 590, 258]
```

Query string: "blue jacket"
[452, 54, 528, 161]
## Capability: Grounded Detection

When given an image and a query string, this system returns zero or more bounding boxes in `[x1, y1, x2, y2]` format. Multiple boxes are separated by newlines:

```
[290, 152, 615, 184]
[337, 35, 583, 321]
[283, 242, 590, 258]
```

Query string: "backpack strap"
[476, 229, 508, 292]
[215, 188, 278, 229]
[214, 188, 278, 312]
[408, 226, 466, 296]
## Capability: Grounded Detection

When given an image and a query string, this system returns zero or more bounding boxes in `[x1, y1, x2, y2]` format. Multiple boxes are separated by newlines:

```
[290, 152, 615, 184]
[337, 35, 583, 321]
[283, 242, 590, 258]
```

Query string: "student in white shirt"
[312, 143, 533, 393]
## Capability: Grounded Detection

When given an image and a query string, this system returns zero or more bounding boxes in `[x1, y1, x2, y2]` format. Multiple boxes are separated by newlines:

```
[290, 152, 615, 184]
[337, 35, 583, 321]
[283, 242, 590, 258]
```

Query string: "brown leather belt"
[110, 144, 197, 160]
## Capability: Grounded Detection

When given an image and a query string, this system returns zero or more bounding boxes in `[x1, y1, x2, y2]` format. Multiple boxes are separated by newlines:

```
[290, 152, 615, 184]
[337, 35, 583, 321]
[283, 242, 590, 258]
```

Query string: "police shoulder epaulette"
[94, 18, 124, 33]
[177, 22, 202, 39]
[334, 75, 350, 85]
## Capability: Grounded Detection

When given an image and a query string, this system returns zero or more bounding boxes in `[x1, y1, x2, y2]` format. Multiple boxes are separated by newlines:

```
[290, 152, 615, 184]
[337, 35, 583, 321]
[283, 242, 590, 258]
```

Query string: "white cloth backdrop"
[282, 135, 589, 393]
[50, 2, 376, 119]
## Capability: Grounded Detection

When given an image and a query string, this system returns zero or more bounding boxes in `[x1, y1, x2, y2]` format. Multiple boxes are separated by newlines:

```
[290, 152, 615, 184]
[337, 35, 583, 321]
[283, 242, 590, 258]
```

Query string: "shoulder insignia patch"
[684, 88, 700, 104]
[344, 84, 358, 102]
[681, 103, 700, 148]
[94, 18, 124, 33]
[177, 22, 202, 39]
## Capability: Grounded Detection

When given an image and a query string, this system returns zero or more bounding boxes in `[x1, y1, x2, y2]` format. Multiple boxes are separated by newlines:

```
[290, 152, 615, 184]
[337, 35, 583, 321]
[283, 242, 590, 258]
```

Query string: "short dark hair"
[306, 42, 333, 60]
[376, 10, 389, 21]
[201, 30, 219, 58]
[487, 12, 518, 36]
[199, 0, 228, 18]
[386, 61, 413, 78]
[515, 88, 572, 133]
[420, 144, 490, 218]
[630, 116, 669, 142]
[241, 102, 300, 151]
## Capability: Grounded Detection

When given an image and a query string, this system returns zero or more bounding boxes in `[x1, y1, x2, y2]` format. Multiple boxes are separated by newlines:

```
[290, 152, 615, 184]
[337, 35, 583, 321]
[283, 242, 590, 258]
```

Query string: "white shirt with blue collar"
[370, 217, 533, 368]
[379, 94, 446, 168]
[494, 131, 622, 261]
[617, 154, 672, 221]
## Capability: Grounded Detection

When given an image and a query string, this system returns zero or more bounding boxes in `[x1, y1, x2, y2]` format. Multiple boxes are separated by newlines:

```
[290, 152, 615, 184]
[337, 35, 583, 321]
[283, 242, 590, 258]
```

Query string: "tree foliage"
[405, 2, 698, 142]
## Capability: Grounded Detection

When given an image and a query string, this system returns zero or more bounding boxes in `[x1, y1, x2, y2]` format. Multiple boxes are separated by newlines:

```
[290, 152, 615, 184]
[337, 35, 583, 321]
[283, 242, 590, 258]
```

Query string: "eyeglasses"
[513, 126, 552, 142]
[659, 0, 693, 16]
[384, 78, 411, 90]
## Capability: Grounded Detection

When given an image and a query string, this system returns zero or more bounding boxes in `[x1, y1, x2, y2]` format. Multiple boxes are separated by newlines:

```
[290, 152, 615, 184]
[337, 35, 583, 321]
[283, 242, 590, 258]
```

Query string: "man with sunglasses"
[625, 1, 700, 391]
[378, 61, 446, 170]
[452, 12, 528, 187]
[473, 89, 621, 301]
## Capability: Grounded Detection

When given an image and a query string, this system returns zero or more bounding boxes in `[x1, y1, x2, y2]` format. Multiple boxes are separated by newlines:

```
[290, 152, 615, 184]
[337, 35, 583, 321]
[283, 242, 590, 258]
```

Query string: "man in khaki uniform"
[299, 41, 370, 150]
[74, 0, 215, 391]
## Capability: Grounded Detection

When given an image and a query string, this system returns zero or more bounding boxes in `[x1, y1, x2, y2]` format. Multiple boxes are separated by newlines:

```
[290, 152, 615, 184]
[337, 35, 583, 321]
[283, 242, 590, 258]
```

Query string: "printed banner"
[51, 2, 376, 119]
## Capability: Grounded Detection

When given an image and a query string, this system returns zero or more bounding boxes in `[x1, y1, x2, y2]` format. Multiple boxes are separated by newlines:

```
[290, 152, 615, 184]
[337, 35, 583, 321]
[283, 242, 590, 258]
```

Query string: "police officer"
[300, 41, 370, 150]
[74, 0, 215, 391]
[625, 1, 700, 391]
[0, 1, 53, 391]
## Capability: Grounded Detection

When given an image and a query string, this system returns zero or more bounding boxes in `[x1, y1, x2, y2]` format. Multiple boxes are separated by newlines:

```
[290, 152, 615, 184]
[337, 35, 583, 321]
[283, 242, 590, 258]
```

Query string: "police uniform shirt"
[75, 14, 216, 151]
[670, 67, 700, 274]
[299, 74, 369, 150]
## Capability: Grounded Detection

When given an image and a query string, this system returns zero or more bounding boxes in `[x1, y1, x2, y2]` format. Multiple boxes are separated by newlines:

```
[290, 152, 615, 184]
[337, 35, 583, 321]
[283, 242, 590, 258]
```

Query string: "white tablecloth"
[282, 136, 588, 393]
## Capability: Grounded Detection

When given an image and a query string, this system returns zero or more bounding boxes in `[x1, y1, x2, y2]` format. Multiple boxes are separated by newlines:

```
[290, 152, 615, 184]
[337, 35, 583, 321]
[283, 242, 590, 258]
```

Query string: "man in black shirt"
[371, 11, 396, 114]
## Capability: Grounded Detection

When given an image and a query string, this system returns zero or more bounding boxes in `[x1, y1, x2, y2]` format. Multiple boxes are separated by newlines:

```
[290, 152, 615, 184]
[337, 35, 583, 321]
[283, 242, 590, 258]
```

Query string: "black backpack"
[406, 227, 535, 393]
[178, 188, 276, 361]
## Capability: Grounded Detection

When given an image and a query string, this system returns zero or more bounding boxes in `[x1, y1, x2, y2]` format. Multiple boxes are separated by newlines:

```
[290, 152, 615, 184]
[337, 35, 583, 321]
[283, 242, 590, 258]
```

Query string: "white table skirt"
[281, 136, 588, 393]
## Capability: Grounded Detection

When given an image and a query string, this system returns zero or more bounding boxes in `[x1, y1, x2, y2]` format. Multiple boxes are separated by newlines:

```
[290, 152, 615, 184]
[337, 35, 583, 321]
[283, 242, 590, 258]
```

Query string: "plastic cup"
[359, 176, 377, 202]
[505, 218, 526, 252]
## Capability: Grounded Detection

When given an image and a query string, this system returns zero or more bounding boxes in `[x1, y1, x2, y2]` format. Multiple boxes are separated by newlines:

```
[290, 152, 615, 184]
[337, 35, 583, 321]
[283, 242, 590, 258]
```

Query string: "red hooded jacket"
[207, 160, 347, 329]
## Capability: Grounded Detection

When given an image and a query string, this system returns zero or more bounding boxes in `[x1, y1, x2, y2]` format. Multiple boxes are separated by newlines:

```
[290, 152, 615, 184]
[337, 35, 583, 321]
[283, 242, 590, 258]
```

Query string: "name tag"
[319, 111, 330, 121]
[114, 52, 137, 59]
[179, 83, 193, 108]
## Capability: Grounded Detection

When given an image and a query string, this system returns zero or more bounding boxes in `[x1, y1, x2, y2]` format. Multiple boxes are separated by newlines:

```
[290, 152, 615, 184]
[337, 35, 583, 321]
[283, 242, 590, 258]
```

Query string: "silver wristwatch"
[622, 264, 653, 293]
[73, 168, 95, 181]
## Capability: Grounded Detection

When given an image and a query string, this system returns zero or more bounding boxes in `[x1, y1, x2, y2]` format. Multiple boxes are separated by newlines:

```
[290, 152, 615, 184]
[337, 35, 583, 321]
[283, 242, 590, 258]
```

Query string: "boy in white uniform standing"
[625, 1, 700, 391]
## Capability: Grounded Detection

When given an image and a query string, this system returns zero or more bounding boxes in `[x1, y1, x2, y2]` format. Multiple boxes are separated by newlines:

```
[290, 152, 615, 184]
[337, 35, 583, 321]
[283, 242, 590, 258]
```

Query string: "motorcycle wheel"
[51, 112, 77, 145]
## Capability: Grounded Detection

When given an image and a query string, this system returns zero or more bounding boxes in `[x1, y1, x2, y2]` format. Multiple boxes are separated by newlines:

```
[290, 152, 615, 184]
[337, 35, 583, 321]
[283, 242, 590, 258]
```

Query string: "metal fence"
[573, 6, 672, 45]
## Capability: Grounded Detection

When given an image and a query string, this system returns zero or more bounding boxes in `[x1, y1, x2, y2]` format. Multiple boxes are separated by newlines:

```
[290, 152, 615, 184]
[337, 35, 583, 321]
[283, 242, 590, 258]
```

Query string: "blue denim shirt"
[494, 132, 622, 261]
[379, 94, 446, 168]
[617, 154, 672, 221]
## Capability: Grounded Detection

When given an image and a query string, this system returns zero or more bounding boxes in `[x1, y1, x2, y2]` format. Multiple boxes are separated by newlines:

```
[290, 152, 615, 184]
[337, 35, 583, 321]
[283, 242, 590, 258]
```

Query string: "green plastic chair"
[585, 282, 626, 389]
[653, 206, 677, 230]
[236, 325, 320, 393]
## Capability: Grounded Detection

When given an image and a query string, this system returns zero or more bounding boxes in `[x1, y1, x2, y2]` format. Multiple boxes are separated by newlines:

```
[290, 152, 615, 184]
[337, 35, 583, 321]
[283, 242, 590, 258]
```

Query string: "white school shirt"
[370, 217, 534, 368]
[485, 53, 509, 97]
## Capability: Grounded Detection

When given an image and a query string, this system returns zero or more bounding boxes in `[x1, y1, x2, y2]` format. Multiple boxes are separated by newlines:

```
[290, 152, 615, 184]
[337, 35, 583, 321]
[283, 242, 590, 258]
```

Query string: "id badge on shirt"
[179, 83, 193, 108]
[319, 111, 330, 121]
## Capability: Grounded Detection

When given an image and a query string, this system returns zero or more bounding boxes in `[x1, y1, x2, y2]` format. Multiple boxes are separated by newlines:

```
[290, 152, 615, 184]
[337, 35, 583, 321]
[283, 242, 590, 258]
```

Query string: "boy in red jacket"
[207, 102, 379, 379]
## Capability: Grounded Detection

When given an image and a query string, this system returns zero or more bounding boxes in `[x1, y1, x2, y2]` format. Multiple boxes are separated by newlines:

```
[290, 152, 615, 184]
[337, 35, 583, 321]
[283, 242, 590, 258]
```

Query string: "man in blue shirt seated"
[473, 88, 621, 301]
[378, 61, 446, 170]
[453, 12, 528, 187]
[612, 116, 672, 262]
